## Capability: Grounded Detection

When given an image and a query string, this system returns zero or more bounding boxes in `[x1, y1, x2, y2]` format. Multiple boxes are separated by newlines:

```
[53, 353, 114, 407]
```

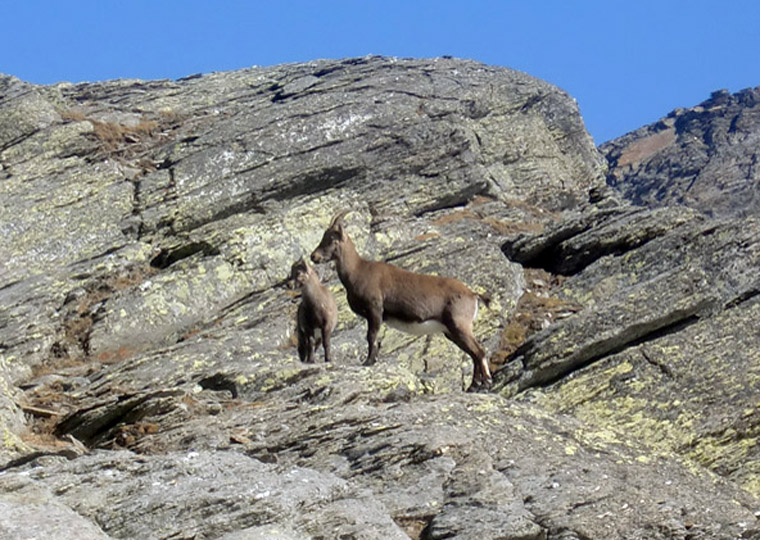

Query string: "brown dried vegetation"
[490, 268, 581, 369]
[60, 107, 185, 167]
[430, 196, 554, 238]
[42, 264, 158, 373]
[90, 118, 160, 151]
[20, 265, 160, 450]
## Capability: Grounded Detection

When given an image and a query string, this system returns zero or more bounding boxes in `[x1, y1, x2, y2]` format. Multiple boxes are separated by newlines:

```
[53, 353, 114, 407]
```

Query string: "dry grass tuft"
[58, 106, 186, 168]
[90, 118, 159, 150]
[430, 208, 477, 226]
[482, 217, 544, 236]
[39, 264, 158, 374]
[490, 269, 581, 369]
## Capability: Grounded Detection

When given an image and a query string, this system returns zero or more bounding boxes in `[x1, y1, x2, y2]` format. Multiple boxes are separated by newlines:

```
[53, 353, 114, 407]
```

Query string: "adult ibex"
[311, 211, 492, 390]
[289, 257, 338, 363]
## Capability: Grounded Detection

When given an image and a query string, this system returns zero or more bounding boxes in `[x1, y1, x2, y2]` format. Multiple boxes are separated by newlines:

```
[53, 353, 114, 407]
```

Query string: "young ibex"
[289, 257, 338, 363]
[311, 211, 492, 390]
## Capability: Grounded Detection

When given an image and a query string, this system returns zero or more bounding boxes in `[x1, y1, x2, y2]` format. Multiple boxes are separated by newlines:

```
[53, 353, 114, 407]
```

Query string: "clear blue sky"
[2, 1, 759, 143]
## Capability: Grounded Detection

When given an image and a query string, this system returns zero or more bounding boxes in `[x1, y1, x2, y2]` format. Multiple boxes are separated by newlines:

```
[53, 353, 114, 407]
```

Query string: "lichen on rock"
[2, 58, 760, 539]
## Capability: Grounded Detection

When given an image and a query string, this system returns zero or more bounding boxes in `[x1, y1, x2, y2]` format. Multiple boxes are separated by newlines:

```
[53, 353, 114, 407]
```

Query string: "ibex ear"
[335, 221, 351, 243]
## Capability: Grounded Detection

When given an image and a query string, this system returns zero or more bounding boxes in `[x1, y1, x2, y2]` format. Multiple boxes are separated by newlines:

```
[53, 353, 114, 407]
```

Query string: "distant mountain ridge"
[602, 86, 760, 217]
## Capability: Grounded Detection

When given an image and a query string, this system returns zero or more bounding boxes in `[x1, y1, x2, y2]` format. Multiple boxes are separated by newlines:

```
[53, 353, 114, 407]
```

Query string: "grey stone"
[0, 474, 113, 540]
[2, 57, 760, 540]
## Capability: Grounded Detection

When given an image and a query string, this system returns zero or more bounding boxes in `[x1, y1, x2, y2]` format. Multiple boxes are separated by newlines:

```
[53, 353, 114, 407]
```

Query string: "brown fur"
[311, 211, 492, 390]
[289, 258, 338, 363]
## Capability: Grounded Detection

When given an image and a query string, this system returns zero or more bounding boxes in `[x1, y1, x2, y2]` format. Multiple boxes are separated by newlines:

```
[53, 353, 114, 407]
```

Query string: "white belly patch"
[386, 318, 448, 336]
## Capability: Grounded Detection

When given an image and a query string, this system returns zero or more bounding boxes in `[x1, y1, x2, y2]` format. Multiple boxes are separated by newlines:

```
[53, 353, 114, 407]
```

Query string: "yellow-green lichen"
[192, 359, 208, 371]
[467, 395, 501, 413]
[739, 467, 760, 497]
[687, 431, 757, 471]
[2, 426, 28, 452]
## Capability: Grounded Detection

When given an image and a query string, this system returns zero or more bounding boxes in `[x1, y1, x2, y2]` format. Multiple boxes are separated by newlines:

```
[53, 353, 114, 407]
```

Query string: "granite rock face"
[496, 192, 760, 500]
[2, 58, 760, 539]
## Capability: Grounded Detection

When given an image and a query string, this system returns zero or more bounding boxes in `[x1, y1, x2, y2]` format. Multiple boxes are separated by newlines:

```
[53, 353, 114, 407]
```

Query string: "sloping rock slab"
[496, 197, 760, 500]
[15, 344, 759, 539]
[497, 200, 760, 395]
[1, 450, 409, 540]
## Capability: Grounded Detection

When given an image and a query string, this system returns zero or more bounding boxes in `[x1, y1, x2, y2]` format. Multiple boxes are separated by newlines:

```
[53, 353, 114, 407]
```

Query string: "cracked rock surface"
[2, 57, 760, 539]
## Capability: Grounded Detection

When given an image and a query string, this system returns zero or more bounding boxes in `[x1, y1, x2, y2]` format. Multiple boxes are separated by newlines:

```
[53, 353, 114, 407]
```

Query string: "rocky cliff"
[602, 87, 760, 218]
[1, 57, 759, 540]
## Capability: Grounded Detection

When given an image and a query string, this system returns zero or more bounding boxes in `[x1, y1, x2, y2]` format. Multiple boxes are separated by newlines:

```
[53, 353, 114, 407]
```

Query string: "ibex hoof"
[466, 378, 493, 393]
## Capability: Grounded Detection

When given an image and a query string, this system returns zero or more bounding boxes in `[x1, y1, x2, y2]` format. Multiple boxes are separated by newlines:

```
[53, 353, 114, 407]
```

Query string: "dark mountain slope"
[602, 87, 760, 218]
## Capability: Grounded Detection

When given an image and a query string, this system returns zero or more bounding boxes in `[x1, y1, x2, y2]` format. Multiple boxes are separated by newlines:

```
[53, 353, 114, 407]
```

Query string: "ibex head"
[289, 256, 317, 288]
[311, 210, 350, 264]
